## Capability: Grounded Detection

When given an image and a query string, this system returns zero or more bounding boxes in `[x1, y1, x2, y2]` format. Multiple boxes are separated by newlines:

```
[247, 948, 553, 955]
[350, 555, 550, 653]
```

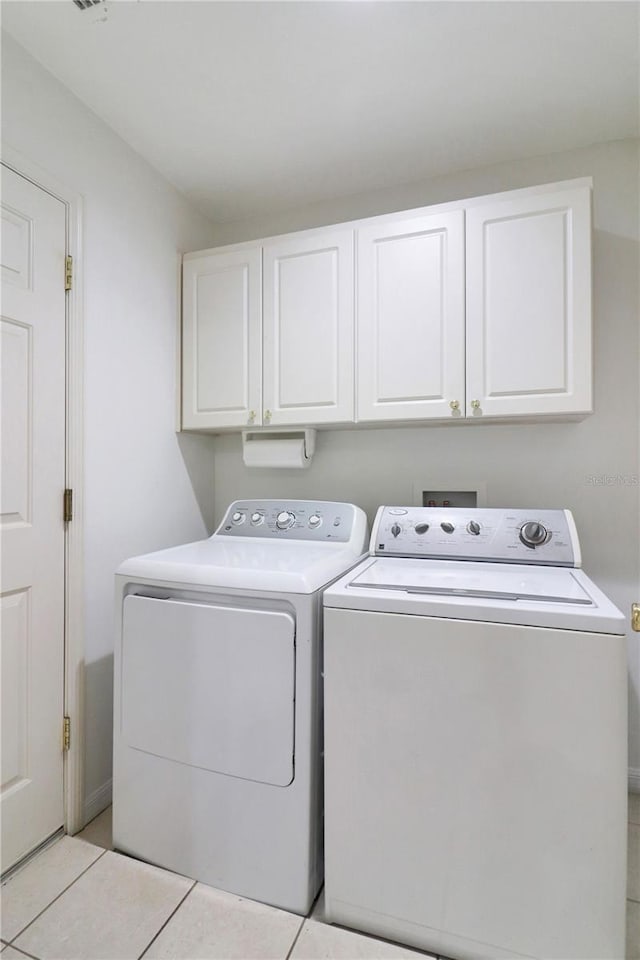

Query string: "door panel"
[1, 319, 31, 525]
[357, 211, 465, 421]
[1, 590, 30, 792]
[121, 596, 296, 787]
[182, 247, 262, 429]
[466, 186, 592, 418]
[263, 230, 354, 425]
[1, 165, 66, 872]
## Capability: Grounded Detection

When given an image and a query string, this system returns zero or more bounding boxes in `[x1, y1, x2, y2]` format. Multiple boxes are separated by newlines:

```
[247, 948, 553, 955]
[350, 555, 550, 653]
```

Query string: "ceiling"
[2, 1, 639, 224]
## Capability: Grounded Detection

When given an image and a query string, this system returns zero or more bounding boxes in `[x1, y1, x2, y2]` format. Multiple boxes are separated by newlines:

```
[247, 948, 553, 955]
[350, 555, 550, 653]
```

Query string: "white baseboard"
[82, 778, 112, 828]
[630, 767, 640, 794]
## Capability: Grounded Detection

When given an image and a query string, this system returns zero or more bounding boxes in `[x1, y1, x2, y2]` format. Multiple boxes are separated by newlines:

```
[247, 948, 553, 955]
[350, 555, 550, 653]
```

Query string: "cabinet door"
[466, 186, 592, 419]
[357, 211, 465, 422]
[182, 247, 262, 430]
[263, 230, 354, 426]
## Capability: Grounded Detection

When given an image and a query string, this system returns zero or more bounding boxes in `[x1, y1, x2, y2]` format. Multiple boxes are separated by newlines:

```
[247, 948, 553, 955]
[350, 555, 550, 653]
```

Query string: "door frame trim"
[2, 146, 85, 834]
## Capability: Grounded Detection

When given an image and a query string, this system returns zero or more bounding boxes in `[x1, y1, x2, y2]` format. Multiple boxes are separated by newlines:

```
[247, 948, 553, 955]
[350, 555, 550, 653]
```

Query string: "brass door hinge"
[633, 603, 640, 633]
[63, 716, 71, 751]
[63, 489, 73, 523]
[65, 255, 73, 291]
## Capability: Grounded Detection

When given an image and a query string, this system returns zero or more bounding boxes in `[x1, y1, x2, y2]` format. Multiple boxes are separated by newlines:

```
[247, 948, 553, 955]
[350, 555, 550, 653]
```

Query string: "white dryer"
[323, 506, 627, 960]
[113, 499, 367, 915]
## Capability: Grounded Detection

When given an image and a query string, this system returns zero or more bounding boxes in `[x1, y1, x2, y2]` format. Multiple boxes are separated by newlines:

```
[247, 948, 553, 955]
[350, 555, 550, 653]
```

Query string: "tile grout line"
[5, 847, 108, 946]
[137, 880, 197, 959]
[284, 916, 306, 960]
[281, 883, 323, 960]
[4, 943, 42, 960]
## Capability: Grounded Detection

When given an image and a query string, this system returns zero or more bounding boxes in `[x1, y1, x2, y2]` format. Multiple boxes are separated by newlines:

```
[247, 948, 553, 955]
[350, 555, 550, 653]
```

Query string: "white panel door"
[182, 247, 262, 429]
[121, 596, 295, 786]
[1, 166, 66, 871]
[263, 230, 354, 426]
[357, 211, 465, 422]
[466, 186, 592, 418]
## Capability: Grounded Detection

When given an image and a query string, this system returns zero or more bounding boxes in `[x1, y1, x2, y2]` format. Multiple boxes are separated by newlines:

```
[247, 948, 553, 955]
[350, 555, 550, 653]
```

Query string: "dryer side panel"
[121, 595, 295, 786]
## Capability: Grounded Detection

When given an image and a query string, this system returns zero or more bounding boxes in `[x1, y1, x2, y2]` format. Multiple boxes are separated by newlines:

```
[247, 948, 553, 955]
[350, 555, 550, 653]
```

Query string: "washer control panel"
[372, 507, 580, 566]
[218, 500, 358, 542]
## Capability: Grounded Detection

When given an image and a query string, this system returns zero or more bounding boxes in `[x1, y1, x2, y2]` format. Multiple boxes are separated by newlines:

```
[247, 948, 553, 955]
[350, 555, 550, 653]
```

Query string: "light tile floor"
[75, 807, 113, 853]
[0, 802, 638, 960]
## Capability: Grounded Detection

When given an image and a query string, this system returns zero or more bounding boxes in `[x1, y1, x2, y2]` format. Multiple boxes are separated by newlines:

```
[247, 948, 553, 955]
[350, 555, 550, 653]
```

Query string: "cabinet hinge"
[63, 488, 73, 523]
[633, 603, 640, 633]
[63, 716, 71, 751]
[65, 255, 73, 291]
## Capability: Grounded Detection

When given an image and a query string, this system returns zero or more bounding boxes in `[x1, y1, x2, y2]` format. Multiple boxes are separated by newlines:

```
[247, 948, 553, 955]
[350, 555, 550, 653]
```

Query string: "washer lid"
[324, 558, 625, 634]
[117, 537, 365, 594]
[351, 558, 593, 604]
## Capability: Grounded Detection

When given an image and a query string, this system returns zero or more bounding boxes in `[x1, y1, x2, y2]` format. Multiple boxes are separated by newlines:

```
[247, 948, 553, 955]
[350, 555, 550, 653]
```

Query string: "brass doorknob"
[471, 400, 481, 410]
[449, 400, 460, 411]
[264, 409, 272, 422]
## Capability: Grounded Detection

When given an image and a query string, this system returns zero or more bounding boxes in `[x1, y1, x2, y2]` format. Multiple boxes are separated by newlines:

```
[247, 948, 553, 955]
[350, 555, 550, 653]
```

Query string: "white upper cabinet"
[182, 178, 593, 431]
[465, 185, 592, 419]
[357, 211, 465, 422]
[182, 247, 261, 430]
[263, 230, 354, 426]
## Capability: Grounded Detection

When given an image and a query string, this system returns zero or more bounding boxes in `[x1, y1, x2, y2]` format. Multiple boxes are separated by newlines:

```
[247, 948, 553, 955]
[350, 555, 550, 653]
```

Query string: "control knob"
[309, 515, 322, 529]
[276, 511, 295, 530]
[414, 522, 429, 535]
[391, 523, 402, 538]
[519, 521, 548, 547]
[441, 522, 455, 534]
[232, 511, 245, 524]
[467, 521, 481, 536]
[250, 512, 263, 525]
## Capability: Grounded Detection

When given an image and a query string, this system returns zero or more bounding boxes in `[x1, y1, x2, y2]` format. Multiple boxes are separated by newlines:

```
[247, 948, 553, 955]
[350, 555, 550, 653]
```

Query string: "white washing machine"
[113, 499, 367, 915]
[323, 506, 627, 960]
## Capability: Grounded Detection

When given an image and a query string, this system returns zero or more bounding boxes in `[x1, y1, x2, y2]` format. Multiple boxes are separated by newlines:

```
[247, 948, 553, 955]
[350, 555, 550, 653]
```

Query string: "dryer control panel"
[372, 507, 580, 567]
[217, 500, 363, 543]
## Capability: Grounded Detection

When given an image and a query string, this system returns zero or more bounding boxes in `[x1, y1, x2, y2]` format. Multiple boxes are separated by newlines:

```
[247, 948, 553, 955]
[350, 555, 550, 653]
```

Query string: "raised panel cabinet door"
[466, 186, 592, 419]
[182, 247, 262, 429]
[357, 210, 466, 422]
[262, 230, 354, 426]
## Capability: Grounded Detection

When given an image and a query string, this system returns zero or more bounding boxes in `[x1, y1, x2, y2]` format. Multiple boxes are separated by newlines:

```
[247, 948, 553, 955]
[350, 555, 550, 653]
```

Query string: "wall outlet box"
[412, 482, 488, 508]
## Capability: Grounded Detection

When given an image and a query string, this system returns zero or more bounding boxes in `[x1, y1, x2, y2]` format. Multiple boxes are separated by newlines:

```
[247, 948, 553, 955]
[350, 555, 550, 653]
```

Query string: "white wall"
[1, 34, 218, 819]
[208, 139, 640, 782]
